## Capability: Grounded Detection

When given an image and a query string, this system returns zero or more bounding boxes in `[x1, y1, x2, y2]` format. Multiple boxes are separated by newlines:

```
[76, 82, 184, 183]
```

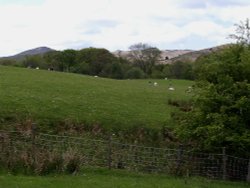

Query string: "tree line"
[0, 44, 195, 80]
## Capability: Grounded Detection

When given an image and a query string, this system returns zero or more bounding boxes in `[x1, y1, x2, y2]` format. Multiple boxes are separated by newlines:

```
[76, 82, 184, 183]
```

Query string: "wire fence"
[1, 130, 250, 182]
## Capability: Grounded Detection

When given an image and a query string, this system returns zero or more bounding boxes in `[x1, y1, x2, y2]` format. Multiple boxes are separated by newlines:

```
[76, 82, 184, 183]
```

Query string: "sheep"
[154, 82, 158, 86]
[168, 82, 174, 91]
[186, 86, 193, 93]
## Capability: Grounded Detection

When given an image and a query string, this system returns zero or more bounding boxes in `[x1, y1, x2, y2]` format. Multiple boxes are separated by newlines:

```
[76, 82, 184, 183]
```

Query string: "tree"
[60, 49, 77, 72]
[22, 55, 46, 69]
[76, 48, 117, 75]
[71, 61, 90, 75]
[174, 45, 250, 156]
[174, 19, 250, 156]
[43, 51, 62, 71]
[100, 62, 125, 79]
[229, 18, 250, 46]
[125, 67, 145, 79]
[168, 61, 193, 79]
[0, 59, 19, 66]
[129, 43, 161, 75]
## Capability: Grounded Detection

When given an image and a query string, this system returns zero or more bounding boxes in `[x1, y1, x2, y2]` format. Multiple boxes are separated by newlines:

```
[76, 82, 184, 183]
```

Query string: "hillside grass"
[0, 66, 193, 130]
[0, 169, 249, 188]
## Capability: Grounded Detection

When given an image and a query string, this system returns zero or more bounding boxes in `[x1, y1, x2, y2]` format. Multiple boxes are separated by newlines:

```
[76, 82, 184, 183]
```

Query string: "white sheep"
[186, 86, 193, 93]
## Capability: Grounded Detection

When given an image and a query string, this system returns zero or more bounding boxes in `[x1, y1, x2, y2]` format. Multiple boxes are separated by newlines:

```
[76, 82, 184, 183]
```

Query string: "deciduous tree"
[174, 45, 250, 156]
[129, 43, 161, 75]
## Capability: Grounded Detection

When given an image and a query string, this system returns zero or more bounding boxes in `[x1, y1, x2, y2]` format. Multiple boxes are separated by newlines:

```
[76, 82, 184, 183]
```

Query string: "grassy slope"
[0, 66, 193, 129]
[0, 169, 249, 188]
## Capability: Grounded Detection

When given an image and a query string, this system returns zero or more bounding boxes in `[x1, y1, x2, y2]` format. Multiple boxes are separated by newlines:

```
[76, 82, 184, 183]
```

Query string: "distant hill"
[1, 47, 55, 60]
[113, 49, 193, 62]
[113, 44, 231, 64]
[159, 49, 194, 62]
[1, 44, 231, 63]
[165, 44, 232, 63]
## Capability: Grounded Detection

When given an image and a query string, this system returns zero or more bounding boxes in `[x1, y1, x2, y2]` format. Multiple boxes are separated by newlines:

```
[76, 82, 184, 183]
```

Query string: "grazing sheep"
[186, 86, 193, 93]
[168, 82, 174, 91]
[154, 82, 158, 86]
[36, 67, 39, 70]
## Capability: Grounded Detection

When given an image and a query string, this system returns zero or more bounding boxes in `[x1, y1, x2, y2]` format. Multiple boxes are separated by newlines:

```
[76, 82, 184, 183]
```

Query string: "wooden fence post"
[31, 123, 37, 146]
[107, 134, 112, 170]
[222, 147, 227, 180]
[176, 144, 184, 176]
[31, 123, 37, 165]
[247, 158, 250, 182]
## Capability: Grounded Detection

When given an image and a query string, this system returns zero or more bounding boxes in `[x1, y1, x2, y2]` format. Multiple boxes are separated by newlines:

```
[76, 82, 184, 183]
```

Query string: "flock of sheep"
[33, 66, 192, 92]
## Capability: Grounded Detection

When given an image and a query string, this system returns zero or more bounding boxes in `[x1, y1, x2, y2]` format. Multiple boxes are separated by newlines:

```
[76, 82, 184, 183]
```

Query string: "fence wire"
[0, 130, 249, 181]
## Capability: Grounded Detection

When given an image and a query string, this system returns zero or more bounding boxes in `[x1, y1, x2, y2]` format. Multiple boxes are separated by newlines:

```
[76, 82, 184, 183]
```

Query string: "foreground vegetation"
[0, 65, 193, 131]
[175, 44, 250, 156]
[0, 169, 249, 188]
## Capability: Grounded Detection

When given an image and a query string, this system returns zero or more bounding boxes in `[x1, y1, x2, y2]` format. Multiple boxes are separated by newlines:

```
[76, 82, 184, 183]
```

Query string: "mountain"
[1, 47, 55, 60]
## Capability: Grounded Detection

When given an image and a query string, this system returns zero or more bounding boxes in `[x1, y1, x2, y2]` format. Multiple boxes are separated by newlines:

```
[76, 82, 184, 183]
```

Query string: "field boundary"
[1, 130, 250, 182]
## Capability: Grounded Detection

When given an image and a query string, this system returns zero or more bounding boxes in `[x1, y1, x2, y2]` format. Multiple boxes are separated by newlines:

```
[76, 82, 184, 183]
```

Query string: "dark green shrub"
[125, 67, 145, 79]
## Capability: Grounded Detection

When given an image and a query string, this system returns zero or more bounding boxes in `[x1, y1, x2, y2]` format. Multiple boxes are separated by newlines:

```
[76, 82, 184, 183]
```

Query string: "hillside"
[0, 66, 193, 130]
[113, 44, 231, 64]
[1, 47, 55, 60]
[166, 44, 232, 63]
[1, 44, 230, 64]
[113, 49, 193, 63]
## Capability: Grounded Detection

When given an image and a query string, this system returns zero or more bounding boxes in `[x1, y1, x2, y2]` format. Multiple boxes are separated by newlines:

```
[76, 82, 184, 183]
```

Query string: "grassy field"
[0, 65, 193, 129]
[0, 169, 249, 188]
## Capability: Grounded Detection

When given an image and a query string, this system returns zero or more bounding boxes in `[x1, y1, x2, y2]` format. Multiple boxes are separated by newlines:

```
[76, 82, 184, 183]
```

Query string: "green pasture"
[0, 169, 248, 188]
[0, 66, 193, 129]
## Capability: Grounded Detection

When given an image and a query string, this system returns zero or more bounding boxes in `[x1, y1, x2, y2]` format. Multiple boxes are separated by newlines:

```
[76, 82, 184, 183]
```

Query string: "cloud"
[209, 0, 250, 7]
[82, 19, 120, 35]
[0, 0, 44, 5]
[0, 0, 249, 56]
[178, 0, 249, 9]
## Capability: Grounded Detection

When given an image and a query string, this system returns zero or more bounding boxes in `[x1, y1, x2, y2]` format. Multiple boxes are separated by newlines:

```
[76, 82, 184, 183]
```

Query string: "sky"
[0, 0, 249, 56]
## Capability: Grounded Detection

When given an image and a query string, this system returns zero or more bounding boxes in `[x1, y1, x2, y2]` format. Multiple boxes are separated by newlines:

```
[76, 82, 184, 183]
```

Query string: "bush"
[125, 67, 145, 79]
[151, 69, 165, 79]
[71, 62, 90, 75]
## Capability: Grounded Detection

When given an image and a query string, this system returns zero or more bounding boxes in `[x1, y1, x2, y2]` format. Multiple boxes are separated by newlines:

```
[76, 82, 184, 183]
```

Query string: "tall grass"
[1, 142, 83, 175]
